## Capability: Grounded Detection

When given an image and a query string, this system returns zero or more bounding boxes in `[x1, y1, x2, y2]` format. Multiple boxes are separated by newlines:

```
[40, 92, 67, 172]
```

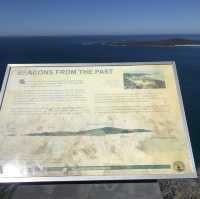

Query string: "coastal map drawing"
[18, 127, 152, 136]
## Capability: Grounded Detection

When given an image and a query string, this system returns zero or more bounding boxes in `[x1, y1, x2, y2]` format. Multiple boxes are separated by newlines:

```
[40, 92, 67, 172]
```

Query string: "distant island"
[101, 38, 200, 47]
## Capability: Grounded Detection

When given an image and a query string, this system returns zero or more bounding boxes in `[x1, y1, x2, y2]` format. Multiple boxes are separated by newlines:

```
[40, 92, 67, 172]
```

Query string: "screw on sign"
[173, 161, 185, 172]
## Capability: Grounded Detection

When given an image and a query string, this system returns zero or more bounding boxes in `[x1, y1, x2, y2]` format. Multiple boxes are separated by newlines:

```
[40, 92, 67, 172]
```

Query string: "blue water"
[0, 35, 200, 166]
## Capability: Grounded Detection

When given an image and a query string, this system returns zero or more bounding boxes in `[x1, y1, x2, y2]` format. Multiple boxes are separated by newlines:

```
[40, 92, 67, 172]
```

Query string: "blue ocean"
[0, 35, 200, 166]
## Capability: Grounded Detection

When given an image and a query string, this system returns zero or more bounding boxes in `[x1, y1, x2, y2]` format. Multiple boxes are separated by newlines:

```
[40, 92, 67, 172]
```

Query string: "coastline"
[99, 38, 200, 48]
[175, 44, 200, 47]
[103, 43, 200, 47]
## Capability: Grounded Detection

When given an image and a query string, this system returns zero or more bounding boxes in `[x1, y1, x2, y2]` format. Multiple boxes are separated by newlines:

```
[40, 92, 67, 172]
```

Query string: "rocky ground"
[159, 168, 200, 199]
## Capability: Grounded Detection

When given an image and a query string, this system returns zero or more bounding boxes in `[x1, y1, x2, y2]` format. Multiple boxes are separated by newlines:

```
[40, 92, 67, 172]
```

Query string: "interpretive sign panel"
[0, 62, 196, 182]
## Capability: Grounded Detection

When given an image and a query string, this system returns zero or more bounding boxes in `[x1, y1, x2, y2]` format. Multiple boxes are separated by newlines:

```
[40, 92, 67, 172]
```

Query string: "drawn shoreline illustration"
[123, 72, 166, 89]
[7, 127, 151, 136]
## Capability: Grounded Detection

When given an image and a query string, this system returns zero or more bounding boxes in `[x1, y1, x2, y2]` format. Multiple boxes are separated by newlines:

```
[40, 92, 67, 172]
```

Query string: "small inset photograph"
[123, 72, 166, 89]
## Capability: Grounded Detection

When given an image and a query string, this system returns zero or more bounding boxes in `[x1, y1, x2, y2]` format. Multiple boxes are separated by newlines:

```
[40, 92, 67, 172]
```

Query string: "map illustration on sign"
[17, 127, 152, 137]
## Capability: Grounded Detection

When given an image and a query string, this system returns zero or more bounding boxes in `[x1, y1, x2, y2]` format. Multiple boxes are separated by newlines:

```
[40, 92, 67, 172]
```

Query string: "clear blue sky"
[0, 0, 200, 36]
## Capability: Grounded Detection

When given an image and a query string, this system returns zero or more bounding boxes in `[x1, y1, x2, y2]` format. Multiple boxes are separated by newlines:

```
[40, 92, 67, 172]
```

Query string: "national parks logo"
[173, 161, 185, 172]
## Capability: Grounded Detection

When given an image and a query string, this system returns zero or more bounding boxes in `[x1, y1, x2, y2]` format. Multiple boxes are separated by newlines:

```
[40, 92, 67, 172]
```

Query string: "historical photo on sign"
[0, 62, 196, 182]
[123, 71, 166, 89]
